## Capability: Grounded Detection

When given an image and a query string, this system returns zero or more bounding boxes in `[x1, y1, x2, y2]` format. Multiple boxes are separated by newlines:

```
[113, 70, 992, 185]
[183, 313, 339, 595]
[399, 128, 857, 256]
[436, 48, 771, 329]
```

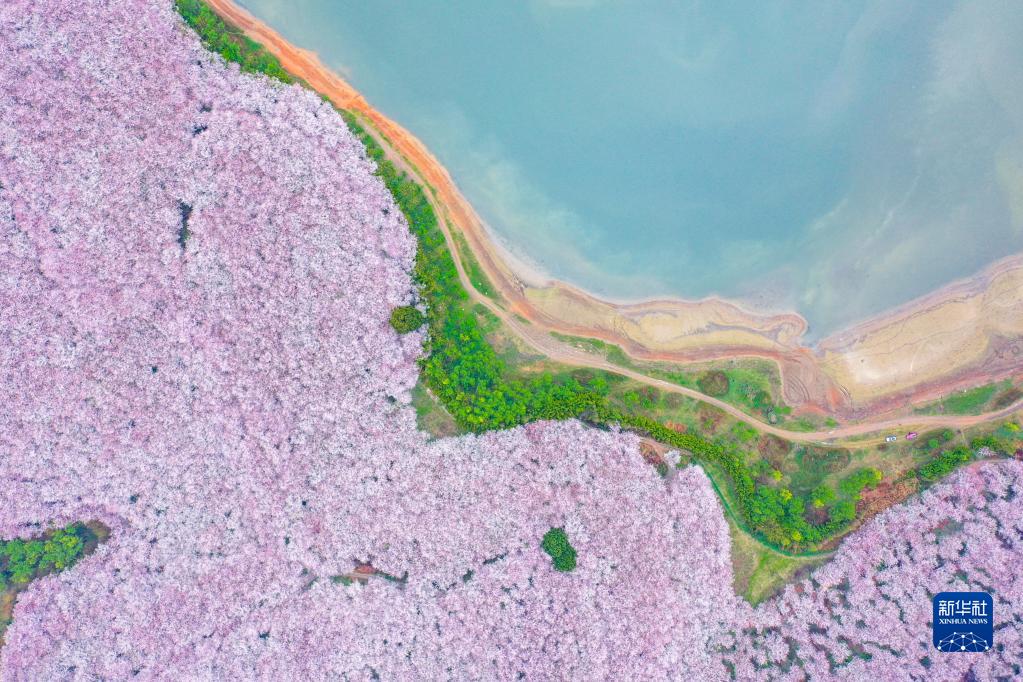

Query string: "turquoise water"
[239, 0, 1023, 337]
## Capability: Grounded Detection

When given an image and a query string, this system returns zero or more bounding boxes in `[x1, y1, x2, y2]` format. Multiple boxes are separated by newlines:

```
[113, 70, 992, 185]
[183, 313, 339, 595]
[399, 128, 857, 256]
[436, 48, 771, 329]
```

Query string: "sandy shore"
[203, 0, 1023, 420]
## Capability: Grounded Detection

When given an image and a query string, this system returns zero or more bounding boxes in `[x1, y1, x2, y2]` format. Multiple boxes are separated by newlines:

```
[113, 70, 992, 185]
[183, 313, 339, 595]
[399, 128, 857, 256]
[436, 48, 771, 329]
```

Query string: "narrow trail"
[205, 0, 1023, 447]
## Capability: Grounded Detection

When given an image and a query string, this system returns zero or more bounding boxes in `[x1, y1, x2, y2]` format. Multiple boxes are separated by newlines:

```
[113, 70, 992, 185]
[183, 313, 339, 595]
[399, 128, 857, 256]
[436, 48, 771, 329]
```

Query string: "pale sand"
[203, 0, 1023, 419]
[819, 255, 1023, 408]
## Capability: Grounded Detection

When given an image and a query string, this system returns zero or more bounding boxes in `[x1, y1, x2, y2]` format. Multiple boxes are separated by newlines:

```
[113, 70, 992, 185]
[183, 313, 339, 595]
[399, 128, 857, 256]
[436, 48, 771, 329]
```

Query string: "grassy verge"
[915, 379, 1019, 416]
[450, 228, 499, 301]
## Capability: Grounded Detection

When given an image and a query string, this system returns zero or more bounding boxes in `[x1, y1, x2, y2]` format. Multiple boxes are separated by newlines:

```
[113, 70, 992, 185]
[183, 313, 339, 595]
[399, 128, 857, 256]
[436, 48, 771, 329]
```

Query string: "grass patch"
[916, 380, 1013, 416]
[411, 380, 462, 439]
[779, 417, 819, 432]
[549, 332, 633, 367]
[941, 383, 1001, 414]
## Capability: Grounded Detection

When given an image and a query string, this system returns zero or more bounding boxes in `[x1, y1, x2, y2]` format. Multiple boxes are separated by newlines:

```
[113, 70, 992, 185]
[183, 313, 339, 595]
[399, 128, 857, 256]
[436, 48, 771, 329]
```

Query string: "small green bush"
[697, 370, 730, 397]
[810, 485, 835, 508]
[917, 447, 973, 483]
[541, 527, 577, 573]
[838, 468, 883, 500]
[389, 306, 425, 334]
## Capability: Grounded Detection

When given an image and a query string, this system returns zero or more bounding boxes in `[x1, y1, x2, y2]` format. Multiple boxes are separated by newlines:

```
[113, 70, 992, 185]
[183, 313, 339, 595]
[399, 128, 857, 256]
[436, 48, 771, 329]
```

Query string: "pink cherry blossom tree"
[1, 1, 1020, 679]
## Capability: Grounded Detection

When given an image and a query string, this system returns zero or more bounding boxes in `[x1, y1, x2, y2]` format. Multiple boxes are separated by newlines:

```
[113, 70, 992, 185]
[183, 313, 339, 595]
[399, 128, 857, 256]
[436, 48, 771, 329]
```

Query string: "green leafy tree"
[831, 500, 857, 524]
[810, 485, 835, 508]
[541, 528, 577, 573]
[917, 446, 973, 483]
[838, 468, 883, 500]
[389, 306, 425, 334]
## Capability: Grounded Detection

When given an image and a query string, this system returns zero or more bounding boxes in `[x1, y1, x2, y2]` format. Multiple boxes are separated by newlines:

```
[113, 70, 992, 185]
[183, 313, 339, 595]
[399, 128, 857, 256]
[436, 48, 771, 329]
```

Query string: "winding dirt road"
[204, 0, 1023, 446]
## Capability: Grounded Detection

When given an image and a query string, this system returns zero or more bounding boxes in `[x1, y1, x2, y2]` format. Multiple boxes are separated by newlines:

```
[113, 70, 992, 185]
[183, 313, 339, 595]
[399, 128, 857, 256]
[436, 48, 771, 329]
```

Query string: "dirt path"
[203, 0, 1023, 446]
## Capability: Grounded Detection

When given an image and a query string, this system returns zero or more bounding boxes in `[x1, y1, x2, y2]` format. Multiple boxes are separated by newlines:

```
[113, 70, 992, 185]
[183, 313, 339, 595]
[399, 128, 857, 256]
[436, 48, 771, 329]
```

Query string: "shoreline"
[206, 0, 1023, 419]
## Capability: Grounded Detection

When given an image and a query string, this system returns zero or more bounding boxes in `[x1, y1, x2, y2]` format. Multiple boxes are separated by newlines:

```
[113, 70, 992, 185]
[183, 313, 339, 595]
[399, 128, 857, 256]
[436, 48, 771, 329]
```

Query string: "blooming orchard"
[722, 462, 1023, 680]
[0, 1, 1020, 679]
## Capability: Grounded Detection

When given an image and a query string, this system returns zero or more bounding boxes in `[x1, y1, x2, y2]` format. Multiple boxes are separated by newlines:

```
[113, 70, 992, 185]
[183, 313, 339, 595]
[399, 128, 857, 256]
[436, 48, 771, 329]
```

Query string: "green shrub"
[1, 524, 88, 588]
[917, 447, 972, 483]
[830, 500, 857, 524]
[838, 468, 882, 500]
[541, 528, 577, 573]
[552, 550, 577, 572]
[389, 306, 425, 334]
[969, 435, 1005, 453]
[541, 528, 569, 556]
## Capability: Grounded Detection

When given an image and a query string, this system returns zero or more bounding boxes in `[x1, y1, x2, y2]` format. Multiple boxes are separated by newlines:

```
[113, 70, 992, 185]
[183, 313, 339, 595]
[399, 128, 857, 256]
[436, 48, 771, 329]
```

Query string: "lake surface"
[239, 0, 1023, 337]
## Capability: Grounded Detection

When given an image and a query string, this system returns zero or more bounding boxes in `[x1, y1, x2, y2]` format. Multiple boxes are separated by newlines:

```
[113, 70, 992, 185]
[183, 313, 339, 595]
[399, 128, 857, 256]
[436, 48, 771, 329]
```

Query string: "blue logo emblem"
[932, 592, 993, 653]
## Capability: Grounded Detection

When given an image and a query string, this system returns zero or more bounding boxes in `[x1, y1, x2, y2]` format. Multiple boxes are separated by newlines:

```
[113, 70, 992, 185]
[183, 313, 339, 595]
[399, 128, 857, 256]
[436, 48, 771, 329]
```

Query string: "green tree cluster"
[389, 306, 425, 334]
[339, 111, 603, 432]
[838, 468, 883, 500]
[917, 446, 973, 484]
[1, 524, 87, 591]
[541, 528, 577, 572]
[174, 0, 293, 83]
